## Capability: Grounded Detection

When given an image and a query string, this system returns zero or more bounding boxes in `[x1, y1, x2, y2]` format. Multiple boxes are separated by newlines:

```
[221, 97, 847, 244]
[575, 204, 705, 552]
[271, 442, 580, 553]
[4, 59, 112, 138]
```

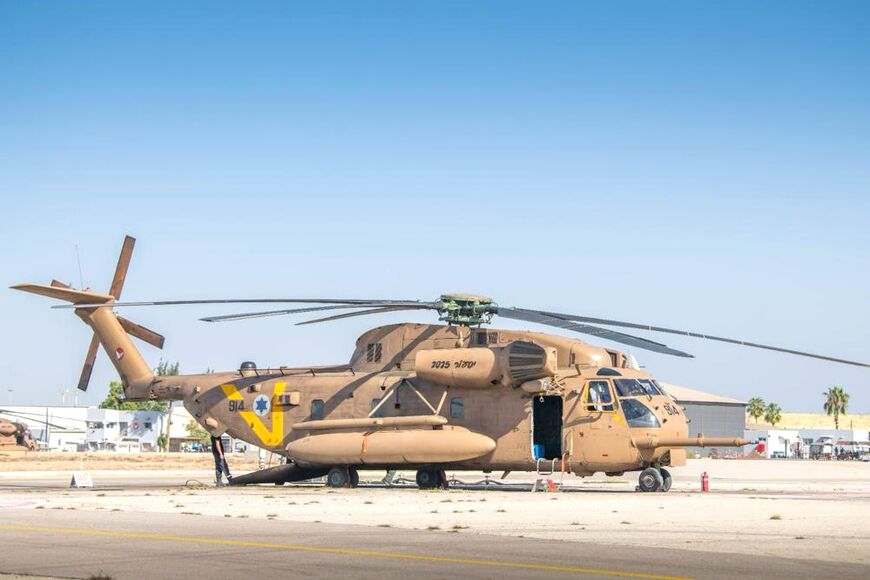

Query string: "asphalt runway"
[1, 508, 866, 580]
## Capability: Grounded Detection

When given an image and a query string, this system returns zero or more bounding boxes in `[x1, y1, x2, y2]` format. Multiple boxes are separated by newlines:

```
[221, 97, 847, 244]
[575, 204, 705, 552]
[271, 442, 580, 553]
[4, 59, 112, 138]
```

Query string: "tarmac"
[1, 508, 866, 580]
[1, 460, 868, 579]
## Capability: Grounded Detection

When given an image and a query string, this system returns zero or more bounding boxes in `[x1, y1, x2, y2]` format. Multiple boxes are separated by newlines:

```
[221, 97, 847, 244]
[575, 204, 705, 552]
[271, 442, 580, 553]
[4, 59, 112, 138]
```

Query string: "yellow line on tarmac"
[0, 524, 689, 580]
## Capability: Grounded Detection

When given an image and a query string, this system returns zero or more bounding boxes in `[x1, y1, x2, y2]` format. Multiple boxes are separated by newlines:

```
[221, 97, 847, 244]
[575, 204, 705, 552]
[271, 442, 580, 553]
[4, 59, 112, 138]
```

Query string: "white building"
[85, 408, 163, 452]
[744, 427, 870, 459]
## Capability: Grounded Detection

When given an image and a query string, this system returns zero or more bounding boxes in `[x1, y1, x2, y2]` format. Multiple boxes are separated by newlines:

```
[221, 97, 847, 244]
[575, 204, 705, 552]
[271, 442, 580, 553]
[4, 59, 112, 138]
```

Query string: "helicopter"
[0, 413, 38, 452]
[11, 236, 869, 492]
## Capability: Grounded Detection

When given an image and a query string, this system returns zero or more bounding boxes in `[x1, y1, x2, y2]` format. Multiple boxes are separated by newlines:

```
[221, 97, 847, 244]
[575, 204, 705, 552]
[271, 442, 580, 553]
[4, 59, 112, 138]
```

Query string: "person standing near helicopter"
[211, 435, 232, 486]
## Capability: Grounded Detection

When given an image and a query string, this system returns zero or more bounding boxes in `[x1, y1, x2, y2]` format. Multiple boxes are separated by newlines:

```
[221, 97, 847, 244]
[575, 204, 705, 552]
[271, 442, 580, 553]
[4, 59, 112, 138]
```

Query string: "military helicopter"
[0, 414, 38, 452]
[11, 236, 869, 492]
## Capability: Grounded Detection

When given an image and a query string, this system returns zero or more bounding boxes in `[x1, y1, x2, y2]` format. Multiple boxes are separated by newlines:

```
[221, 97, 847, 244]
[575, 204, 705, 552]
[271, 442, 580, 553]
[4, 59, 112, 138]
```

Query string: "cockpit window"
[586, 380, 615, 412]
[637, 379, 662, 396]
[614, 378, 661, 397]
[621, 398, 661, 428]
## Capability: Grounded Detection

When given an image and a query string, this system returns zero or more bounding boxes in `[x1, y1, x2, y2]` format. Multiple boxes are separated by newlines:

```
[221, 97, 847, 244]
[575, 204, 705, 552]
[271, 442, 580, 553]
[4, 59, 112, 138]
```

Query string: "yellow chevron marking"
[220, 382, 286, 447]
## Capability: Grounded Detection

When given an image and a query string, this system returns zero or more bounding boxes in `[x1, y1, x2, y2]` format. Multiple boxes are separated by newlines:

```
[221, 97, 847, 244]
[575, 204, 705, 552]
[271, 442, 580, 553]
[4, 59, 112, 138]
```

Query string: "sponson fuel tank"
[286, 426, 496, 466]
[415, 340, 557, 388]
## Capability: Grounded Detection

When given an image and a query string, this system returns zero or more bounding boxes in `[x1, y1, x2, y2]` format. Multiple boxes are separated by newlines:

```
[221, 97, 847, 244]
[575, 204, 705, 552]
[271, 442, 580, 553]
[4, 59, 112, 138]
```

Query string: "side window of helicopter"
[450, 397, 464, 419]
[310, 399, 325, 420]
[586, 380, 615, 412]
[370, 398, 384, 418]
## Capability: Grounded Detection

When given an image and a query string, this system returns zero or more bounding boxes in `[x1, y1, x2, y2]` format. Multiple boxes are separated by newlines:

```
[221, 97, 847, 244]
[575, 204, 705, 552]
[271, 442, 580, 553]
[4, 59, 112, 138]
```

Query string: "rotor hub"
[437, 294, 497, 326]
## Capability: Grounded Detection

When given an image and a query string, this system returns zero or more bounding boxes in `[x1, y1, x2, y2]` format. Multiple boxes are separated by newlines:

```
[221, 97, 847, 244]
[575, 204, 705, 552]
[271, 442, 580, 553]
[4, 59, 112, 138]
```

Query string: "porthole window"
[450, 397, 464, 419]
[310, 399, 325, 420]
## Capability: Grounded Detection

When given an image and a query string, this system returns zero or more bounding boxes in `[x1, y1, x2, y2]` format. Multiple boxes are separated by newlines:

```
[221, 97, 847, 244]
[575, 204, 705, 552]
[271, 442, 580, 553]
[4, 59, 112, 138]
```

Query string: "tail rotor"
[75, 235, 165, 391]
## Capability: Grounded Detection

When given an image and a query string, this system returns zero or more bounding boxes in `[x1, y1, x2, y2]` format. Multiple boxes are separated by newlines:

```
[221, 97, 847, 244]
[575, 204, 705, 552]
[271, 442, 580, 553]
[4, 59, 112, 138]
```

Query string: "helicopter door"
[531, 395, 562, 460]
[576, 379, 635, 468]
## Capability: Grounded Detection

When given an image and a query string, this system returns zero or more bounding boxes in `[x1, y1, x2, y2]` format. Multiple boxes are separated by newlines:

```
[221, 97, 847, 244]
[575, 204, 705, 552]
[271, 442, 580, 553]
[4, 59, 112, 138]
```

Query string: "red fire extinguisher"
[701, 471, 710, 492]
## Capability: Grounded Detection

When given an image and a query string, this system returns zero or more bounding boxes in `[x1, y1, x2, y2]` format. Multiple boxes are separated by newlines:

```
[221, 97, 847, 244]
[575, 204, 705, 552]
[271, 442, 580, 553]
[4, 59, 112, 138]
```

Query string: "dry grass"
[0, 451, 262, 472]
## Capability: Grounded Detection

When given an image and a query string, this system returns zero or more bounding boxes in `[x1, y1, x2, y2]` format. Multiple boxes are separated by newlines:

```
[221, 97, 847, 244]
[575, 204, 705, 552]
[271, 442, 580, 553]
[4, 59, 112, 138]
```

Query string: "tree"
[764, 403, 782, 428]
[747, 397, 765, 424]
[155, 359, 180, 377]
[823, 386, 849, 430]
[97, 359, 180, 413]
[185, 419, 211, 447]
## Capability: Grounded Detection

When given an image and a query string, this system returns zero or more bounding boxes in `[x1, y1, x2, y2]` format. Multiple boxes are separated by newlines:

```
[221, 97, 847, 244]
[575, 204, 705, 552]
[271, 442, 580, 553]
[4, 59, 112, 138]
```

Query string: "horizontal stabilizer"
[11, 284, 114, 305]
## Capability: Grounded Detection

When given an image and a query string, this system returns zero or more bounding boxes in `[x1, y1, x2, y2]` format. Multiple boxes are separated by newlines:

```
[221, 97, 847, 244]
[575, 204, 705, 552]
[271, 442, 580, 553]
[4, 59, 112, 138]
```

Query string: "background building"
[0, 404, 248, 453]
[661, 383, 748, 456]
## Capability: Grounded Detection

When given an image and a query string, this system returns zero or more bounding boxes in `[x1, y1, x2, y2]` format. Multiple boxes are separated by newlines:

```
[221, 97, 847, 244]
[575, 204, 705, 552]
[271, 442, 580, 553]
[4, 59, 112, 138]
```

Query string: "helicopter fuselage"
[158, 323, 717, 477]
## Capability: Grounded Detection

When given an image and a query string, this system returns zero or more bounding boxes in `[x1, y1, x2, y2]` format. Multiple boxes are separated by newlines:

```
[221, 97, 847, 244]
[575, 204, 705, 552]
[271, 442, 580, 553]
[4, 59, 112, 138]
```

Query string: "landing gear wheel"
[326, 466, 350, 488]
[349, 468, 360, 488]
[416, 469, 441, 490]
[638, 467, 663, 492]
[660, 468, 672, 492]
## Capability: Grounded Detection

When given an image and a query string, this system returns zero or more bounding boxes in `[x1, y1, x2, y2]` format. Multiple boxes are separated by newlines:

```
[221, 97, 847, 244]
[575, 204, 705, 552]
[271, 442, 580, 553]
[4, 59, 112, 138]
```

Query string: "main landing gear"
[416, 469, 448, 490]
[637, 467, 672, 492]
[326, 466, 360, 488]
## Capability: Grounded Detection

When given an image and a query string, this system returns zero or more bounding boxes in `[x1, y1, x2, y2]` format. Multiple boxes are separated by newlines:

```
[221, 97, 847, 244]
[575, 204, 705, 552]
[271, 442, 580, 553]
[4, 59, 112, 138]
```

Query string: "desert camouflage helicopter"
[12, 237, 869, 491]
[0, 415, 37, 452]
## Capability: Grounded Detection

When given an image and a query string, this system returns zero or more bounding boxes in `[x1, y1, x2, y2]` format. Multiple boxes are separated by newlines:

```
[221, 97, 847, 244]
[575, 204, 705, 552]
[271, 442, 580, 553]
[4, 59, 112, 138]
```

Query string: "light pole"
[6, 389, 11, 406]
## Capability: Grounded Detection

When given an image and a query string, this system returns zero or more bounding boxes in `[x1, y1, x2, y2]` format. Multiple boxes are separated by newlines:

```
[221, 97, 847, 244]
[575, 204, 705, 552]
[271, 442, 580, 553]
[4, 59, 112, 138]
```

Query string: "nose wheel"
[660, 468, 672, 492]
[638, 467, 666, 492]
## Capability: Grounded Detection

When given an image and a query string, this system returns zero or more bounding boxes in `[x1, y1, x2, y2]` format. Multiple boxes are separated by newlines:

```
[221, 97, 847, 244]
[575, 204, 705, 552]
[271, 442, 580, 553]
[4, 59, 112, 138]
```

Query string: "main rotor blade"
[77, 333, 101, 391]
[496, 307, 694, 358]
[0, 409, 70, 430]
[55, 298, 424, 309]
[117, 316, 165, 349]
[517, 308, 870, 368]
[296, 305, 436, 326]
[201, 302, 437, 323]
[108, 235, 136, 299]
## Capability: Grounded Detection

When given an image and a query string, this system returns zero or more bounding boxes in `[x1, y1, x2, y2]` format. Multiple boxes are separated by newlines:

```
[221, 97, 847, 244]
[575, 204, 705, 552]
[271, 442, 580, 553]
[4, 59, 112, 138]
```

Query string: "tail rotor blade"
[118, 316, 165, 349]
[78, 333, 101, 391]
[108, 235, 136, 299]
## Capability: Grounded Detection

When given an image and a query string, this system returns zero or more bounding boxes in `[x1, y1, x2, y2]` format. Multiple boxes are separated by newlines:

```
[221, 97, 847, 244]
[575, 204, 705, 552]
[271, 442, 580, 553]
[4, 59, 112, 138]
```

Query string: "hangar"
[660, 383, 747, 455]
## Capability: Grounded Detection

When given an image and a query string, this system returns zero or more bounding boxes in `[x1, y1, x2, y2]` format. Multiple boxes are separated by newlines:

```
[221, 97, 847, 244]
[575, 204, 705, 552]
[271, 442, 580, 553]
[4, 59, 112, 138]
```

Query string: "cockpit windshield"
[614, 378, 662, 398]
[621, 398, 661, 428]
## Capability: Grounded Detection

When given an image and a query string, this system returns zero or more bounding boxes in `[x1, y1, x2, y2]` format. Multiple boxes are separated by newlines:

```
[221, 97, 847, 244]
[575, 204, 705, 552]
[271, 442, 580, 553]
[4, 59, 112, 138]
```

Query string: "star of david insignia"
[253, 394, 271, 417]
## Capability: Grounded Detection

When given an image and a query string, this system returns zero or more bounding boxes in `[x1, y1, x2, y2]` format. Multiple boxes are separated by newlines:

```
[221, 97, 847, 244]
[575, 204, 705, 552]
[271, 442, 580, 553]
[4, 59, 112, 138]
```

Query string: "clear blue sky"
[1, 2, 868, 413]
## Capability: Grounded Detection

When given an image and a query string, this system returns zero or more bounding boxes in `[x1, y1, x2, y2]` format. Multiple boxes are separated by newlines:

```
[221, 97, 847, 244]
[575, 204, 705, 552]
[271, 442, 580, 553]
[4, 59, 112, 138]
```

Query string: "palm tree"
[747, 397, 765, 424]
[764, 403, 782, 428]
[823, 386, 849, 430]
